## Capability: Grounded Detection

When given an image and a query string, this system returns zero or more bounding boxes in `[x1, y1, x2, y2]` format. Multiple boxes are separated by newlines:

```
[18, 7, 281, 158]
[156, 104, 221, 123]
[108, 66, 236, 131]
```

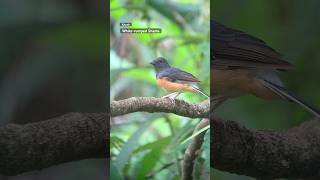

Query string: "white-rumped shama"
[151, 57, 209, 99]
[212, 20, 320, 117]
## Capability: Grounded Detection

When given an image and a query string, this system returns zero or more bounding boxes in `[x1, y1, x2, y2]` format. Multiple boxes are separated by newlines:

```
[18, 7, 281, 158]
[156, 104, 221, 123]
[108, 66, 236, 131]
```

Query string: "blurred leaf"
[110, 50, 135, 70]
[110, 77, 132, 100]
[136, 137, 171, 179]
[147, 0, 200, 25]
[111, 162, 123, 180]
[179, 34, 206, 45]
[180, 125, 210, 145]
[110, 0, 127, 20]
[133, 136, 171, 154]
[111, 136, 125, 153]
[122, 68, 155, 84]
[114, 120, 152, 173]
[169, 120, 194, 150]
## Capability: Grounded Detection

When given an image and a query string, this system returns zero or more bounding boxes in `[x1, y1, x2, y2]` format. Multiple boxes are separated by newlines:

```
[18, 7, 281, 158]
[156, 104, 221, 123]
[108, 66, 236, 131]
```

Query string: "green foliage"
[180, 125, 210, 145]
[110, 0, 210, 179]
[114, 120, 152, 172]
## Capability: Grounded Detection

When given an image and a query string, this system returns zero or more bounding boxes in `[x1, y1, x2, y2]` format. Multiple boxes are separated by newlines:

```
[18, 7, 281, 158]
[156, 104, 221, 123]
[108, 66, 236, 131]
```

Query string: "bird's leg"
[172, 92, 181, 99]
[162, 92, 179, 99]
[162, 92, 181, 104]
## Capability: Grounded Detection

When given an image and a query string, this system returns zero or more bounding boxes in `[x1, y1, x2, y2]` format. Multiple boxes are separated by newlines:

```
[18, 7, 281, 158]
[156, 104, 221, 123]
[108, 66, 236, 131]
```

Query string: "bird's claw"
[162, 92, 180, 103]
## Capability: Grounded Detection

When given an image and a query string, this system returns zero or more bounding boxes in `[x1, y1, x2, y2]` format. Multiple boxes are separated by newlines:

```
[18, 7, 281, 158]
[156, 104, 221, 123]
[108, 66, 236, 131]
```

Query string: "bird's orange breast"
[157, 78, 195, 92]
[211, 69, 280, 99]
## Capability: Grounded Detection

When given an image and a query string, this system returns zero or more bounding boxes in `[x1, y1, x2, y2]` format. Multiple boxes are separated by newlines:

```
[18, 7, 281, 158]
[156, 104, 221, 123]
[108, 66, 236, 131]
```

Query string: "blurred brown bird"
[211, 20, 320, 117]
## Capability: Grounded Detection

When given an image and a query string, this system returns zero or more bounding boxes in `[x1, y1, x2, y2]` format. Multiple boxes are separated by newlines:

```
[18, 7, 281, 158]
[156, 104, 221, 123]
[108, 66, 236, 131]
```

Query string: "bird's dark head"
[150, 57, 171, 72]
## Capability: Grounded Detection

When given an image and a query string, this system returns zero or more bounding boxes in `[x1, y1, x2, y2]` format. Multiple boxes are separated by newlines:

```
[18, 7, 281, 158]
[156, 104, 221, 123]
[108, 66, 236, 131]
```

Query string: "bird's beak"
[150, 61, 154, 65]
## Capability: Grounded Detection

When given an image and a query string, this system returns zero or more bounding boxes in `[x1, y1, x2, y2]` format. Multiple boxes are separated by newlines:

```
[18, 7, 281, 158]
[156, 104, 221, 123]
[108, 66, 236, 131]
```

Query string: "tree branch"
[3, 96, 320, 179]
[111, 97, 209, 118]
[0, 97, 208, 176]
[0, 113, 108, 176]
[182, 118, 209, 180]
[212, 118, 320, 179]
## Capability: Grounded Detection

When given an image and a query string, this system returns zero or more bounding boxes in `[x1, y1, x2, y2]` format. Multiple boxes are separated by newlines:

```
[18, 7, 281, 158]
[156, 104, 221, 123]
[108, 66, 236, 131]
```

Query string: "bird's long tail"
[262, 79, 320, 118]
[191, 85, 209, 98]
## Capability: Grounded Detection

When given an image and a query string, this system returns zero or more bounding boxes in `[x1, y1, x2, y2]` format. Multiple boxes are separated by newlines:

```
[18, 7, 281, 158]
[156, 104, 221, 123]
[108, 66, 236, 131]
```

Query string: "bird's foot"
[162, 92, 180, 103]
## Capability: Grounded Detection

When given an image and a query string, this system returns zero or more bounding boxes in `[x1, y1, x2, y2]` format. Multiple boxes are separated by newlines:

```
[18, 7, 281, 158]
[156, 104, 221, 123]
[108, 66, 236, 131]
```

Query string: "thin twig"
[181, 118, 209, 180]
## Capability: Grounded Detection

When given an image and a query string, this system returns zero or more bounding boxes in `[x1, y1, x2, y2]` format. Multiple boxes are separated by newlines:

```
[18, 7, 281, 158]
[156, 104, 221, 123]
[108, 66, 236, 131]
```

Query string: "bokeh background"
[0, 0, 107, 179]
[212, 0, 320, 179]
[110, 0, 210, 179]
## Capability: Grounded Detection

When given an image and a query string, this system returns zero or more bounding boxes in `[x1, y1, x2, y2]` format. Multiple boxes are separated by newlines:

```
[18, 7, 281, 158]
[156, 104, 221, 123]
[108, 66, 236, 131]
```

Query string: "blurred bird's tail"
[191, 85, 209, 98]
[262, 79, 320, 118]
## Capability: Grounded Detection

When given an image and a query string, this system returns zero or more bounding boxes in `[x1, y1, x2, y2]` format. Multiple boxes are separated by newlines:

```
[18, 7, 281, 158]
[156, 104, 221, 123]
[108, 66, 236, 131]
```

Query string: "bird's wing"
[212, 20, 292, 70]
[159, 68, 200, 83]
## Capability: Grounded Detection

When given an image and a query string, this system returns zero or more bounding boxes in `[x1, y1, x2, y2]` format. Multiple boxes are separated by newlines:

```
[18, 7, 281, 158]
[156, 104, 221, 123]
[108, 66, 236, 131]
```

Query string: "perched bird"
[150, 57, 209, 99]
[211, 20, 320, 117]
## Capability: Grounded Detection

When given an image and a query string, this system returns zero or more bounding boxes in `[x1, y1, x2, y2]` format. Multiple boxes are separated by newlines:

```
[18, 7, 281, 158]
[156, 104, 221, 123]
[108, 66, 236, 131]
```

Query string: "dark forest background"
[213, 0, 320, 179]
[1, 0, 320, 179]
[0, 0, 107, 179]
